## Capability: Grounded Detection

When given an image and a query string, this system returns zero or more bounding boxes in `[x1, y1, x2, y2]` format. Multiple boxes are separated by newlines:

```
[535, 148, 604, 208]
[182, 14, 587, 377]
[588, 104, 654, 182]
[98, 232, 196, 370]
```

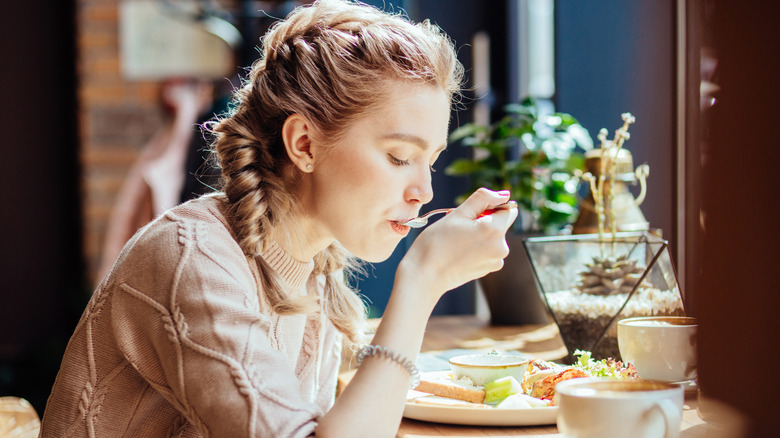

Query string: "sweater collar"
[260, 239, 315, 290]
[207, 193, 316, 289]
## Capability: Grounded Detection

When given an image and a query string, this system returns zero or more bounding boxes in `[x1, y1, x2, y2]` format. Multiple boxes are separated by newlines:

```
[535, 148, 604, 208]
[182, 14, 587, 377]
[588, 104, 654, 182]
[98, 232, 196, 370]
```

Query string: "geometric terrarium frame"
[523, 231, 685, 363]
[523, 113, 685, 363]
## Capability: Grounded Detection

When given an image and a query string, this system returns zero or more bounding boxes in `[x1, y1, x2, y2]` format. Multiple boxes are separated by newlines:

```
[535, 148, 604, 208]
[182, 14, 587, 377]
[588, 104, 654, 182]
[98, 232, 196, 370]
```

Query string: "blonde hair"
[210, 0, 463, 343]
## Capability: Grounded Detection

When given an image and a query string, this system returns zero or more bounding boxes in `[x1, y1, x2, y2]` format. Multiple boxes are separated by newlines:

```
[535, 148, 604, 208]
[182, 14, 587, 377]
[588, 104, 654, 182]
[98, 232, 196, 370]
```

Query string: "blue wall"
[555, 0, 676, 239]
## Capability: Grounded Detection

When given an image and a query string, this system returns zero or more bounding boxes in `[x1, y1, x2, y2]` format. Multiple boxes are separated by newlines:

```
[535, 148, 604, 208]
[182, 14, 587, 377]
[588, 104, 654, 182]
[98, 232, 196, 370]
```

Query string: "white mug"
[617, 316, 697, 382]
[555, 378, 684, 438]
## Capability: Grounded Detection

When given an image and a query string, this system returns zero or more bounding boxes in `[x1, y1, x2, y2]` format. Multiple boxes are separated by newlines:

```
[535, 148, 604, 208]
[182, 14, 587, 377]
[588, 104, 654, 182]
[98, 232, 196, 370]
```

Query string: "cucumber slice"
[484, 376, 522, 404]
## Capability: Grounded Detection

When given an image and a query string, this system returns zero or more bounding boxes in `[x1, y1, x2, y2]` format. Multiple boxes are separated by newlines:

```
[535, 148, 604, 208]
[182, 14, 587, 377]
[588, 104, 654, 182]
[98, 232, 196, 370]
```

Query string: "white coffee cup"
[617, 316, 697, 382]
[555, 378, 684, 438]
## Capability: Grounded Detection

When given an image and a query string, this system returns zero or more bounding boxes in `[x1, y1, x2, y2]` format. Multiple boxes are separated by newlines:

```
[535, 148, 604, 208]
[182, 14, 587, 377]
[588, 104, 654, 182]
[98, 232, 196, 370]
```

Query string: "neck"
[270, 212, 333, 262]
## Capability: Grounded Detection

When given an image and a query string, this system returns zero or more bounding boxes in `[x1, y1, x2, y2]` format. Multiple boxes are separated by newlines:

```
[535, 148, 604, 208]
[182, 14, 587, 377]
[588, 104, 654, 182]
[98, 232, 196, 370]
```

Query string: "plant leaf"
[444, 159, 485, 175]
[449, 124, 488, 143]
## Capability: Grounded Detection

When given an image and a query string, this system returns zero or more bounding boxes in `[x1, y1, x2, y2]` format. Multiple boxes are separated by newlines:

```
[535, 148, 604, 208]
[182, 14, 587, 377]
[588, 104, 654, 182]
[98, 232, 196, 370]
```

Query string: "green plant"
[445, 97, 593, 234]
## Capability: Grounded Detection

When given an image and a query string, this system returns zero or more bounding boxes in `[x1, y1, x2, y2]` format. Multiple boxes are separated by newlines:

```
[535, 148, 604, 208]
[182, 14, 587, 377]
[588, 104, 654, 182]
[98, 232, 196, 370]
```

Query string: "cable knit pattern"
[39, 195, 342, 438]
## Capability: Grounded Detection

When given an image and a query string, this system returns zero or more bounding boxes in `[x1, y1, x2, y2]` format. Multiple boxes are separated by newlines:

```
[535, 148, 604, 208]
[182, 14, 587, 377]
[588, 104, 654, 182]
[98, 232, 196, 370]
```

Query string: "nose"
[405, 168, 434, 205]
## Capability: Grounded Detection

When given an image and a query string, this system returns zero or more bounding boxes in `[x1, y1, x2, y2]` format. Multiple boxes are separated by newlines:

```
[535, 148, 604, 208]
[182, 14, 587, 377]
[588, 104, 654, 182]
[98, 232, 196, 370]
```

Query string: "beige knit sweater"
[40, 195, 343, 437]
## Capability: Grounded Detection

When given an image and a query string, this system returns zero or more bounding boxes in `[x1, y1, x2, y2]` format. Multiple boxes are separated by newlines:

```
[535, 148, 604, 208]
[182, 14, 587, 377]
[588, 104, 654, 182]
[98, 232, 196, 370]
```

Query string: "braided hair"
[209, 0, 463, 343]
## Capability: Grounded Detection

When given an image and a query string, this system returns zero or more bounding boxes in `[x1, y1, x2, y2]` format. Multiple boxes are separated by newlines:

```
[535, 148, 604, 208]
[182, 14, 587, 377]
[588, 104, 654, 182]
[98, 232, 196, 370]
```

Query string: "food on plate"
[530, 350, 639, 401]
[415, 373, 485, 404]
[571, 349, 638, 380]
[407, 393, 492, 409]
[529, 368, 589, 400]
[484, 376, 522, 404]
[496, 393, 550, 409]
[410, 350, 639, 409]
[521, 358, 564, 393]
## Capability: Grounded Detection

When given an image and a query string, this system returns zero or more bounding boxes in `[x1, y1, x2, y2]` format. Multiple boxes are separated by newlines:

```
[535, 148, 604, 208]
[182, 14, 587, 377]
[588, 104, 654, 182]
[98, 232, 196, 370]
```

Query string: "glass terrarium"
[523, 231, 685, 363]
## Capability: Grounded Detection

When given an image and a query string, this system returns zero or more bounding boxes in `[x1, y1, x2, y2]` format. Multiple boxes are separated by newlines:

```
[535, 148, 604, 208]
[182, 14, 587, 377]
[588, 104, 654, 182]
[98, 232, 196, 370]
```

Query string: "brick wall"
[77, 0, 167, 286]
[76, 1, 315, 286]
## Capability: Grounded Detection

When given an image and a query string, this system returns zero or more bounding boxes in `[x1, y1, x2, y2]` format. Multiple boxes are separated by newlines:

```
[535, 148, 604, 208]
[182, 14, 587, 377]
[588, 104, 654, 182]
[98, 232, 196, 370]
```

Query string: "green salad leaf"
[572, 349, 638, 379]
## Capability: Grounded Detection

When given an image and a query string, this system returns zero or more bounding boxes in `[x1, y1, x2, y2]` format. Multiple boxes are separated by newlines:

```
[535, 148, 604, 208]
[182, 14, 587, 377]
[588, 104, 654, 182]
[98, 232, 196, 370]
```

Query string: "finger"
[479, 202, 518, 228]
[458, 188, 512, 218]
[478, 200, 518, 217]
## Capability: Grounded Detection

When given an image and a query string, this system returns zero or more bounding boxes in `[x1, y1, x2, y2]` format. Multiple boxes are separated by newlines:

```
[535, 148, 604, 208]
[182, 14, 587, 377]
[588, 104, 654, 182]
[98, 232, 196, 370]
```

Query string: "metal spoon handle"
[399, 200, 516, 228]
[414, 207, 454, 222]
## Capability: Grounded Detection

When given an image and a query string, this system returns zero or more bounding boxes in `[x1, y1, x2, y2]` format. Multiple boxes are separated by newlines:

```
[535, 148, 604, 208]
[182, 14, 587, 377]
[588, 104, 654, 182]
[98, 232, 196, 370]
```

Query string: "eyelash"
[388, 155, 410, 166]
[389, 155, 437, 172]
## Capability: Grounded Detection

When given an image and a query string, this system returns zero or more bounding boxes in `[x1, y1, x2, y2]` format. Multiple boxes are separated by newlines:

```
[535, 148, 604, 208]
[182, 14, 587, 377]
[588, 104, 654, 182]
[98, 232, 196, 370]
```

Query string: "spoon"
[395, 200, 517, 228]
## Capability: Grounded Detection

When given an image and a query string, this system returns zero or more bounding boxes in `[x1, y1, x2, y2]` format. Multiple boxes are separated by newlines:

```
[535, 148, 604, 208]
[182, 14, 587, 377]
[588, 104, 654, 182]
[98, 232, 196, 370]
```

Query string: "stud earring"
[306, 163, 313, 171]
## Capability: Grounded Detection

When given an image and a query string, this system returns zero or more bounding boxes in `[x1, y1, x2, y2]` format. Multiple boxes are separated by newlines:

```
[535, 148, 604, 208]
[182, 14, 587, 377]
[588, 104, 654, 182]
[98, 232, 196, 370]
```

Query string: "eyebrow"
[382, 133, 447, 153]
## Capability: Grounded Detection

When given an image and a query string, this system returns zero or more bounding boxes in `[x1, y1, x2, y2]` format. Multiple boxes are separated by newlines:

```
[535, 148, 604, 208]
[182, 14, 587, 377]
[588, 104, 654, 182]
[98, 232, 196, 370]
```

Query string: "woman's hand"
[324, 189, 516, 438]
[399, 188, 518, 300]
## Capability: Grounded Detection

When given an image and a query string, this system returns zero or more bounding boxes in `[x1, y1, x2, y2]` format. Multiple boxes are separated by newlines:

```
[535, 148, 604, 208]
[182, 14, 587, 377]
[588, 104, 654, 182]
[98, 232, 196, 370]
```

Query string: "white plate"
[403, 372, 558, 426]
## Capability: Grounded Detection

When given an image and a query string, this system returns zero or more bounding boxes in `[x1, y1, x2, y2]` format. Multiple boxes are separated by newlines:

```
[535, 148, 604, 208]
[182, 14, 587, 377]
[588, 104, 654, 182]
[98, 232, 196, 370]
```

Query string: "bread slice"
[412, 394, 491, 409]
[414, 373, 485, 404]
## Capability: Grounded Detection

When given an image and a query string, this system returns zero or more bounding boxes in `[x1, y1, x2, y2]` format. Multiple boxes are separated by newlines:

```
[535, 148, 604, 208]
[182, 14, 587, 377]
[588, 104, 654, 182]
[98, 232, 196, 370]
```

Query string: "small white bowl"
[449, 353, 529, 386]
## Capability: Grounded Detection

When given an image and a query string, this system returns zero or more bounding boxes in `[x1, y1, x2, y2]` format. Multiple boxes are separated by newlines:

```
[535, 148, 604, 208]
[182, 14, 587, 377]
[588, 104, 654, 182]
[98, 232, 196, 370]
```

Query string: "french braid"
[209, 0, 463, 344]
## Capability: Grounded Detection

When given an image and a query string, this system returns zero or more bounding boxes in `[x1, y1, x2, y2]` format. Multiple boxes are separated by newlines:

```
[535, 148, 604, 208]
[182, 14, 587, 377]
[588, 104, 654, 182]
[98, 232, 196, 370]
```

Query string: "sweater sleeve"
[110, 217, 323, 438]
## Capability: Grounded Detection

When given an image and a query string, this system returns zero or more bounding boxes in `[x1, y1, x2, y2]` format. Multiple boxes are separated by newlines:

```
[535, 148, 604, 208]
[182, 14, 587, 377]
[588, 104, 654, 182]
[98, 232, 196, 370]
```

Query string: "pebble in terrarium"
[543, 113, 685, 361]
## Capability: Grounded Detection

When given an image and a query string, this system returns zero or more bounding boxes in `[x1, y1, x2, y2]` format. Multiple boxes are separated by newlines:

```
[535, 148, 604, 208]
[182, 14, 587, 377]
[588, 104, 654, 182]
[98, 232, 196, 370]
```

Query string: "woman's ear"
[282, 114, 315, 173]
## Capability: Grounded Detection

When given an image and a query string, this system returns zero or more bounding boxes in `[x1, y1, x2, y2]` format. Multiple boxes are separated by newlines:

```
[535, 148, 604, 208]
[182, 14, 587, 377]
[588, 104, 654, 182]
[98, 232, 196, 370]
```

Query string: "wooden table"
[339, 315, 726, 437]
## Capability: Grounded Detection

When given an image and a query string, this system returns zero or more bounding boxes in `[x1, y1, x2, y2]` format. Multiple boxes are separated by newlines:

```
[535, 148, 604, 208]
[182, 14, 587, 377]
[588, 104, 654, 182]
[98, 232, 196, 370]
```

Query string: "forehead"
[356, 82, 450, 138]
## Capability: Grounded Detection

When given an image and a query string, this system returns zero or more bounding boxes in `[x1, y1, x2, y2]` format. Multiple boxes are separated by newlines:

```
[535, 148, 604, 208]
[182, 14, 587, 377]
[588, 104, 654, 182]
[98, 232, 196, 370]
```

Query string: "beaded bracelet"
[355, 344, 421, 389]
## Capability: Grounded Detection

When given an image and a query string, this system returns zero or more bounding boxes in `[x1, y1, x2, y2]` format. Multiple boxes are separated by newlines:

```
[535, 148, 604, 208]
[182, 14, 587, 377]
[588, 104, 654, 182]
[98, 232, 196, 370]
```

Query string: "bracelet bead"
[355, 344, 421, 389]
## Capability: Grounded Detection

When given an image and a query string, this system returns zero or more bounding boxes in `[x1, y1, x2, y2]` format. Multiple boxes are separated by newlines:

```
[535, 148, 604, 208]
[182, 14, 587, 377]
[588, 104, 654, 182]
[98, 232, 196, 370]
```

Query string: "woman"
[40, 1, 517, 437]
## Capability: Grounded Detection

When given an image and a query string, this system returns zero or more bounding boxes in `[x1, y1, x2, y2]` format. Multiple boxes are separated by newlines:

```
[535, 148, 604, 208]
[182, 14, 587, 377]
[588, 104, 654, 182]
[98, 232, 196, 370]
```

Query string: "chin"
[351, 242, 399, 264]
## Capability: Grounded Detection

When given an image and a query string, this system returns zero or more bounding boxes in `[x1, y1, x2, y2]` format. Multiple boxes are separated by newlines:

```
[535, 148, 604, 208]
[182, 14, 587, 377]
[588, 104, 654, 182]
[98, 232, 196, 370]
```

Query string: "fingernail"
[497, 190, 510, 196]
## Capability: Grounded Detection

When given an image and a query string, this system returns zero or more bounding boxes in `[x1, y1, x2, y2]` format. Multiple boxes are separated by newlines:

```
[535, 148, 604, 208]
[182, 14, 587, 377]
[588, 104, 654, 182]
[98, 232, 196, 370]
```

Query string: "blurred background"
[0, 0, 777, 435]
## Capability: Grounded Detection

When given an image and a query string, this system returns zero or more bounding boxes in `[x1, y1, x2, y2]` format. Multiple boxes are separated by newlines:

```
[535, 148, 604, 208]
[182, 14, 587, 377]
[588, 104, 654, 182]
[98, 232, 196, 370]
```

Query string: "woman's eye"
[388, 154, 410, 166]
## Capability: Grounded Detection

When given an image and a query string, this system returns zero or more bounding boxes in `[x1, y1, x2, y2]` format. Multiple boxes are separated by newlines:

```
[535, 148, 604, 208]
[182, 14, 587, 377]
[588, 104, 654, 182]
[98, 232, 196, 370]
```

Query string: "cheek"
[330, 152, 389, 193]
[311, 153, 382, 219]
[345, 159, 377, 182]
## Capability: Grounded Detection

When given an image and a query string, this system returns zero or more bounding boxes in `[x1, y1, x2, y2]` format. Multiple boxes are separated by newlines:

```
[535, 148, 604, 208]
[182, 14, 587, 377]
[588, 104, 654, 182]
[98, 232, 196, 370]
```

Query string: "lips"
[389, 220, 411, 236]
